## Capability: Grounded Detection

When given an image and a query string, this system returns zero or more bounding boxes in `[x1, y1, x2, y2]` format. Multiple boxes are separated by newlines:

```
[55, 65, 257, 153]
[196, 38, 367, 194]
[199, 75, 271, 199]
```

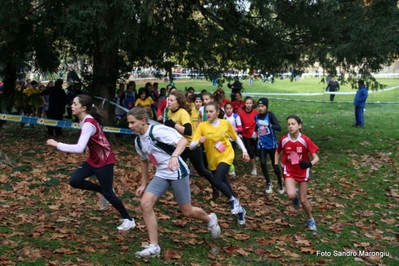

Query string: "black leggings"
[259, 147, 282, 186]
[211, 163, 236, 199]
[69, 162, 131, 219]
[242, 137, 257, 159]
[181, 146, 213, 185]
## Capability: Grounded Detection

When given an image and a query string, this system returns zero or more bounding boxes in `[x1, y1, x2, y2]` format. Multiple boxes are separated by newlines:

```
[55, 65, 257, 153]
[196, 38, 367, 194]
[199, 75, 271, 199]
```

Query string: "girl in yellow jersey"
[190, 94, 202, 129]
[190, 102, 250, 225]
[163, 91, 214, 188]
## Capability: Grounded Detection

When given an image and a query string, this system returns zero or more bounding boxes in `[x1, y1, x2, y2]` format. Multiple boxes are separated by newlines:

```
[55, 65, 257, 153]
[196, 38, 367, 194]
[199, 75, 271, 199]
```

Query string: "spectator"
[40, 79, 68, 136]
[325, 76, 340, 102]
[353, 79, 368, 127]
[227, 76, 242, 101]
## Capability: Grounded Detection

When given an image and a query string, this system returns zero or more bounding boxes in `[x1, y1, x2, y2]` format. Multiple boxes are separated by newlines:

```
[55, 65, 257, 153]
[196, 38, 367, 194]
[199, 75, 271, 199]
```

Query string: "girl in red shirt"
[238, 97, 258, 175]
[231, 92, 244, 114]
[275, 115, 319, 231]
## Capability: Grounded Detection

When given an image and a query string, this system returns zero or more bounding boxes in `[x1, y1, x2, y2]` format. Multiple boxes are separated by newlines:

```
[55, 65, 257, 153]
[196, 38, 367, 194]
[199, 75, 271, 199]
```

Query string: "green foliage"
[0, 0, 399, 116]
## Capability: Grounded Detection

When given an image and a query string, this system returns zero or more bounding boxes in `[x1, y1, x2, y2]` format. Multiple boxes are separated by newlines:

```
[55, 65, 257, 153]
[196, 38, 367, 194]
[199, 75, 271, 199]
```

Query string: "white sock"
[208, 215, 216, 227]
[149, 244, 160, 250]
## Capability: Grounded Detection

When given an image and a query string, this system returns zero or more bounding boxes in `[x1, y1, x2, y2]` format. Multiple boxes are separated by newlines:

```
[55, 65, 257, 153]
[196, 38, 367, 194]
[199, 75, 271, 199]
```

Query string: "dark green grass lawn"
[0, 77, 398, 265]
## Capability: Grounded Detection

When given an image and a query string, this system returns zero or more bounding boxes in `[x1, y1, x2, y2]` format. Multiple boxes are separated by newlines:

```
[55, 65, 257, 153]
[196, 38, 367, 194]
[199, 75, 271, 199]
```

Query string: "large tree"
[1, 0, 399, 116]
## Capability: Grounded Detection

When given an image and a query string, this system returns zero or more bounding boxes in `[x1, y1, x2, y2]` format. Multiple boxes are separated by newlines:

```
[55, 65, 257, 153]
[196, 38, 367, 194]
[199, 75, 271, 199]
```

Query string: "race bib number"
[214, 141, 226, 152]
[290, 152, 299, 164]
[259, 125, 269, 135]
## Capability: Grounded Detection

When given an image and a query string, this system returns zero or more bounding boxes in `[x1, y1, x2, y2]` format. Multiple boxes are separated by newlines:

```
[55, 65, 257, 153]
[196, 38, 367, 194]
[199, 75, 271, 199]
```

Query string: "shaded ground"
[0, 123, 398, 265]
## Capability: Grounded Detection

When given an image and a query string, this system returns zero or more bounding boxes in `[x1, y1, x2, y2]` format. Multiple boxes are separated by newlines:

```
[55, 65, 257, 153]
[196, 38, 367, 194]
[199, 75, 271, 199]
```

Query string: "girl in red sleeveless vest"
[46, 94, 136, 231]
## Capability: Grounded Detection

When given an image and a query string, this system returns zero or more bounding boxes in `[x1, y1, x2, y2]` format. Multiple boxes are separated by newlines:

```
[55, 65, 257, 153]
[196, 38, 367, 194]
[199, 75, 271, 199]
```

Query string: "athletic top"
[223, 113, 243, 134]
[190, 107, 199, 131]
[57, 115, 117, 168]
[192, 119, 237, 171]
[255, 112, 279, 149]
[231, 100, 244, 114]
[198, 106, 207, 121]
[239, 109, 258, 138]
[135, 125, 189, 180]
[135, 97, 153, 108]
[168, 108, 193, 145]
[277, 133, 319, 180]
[157, 97, 169, 121]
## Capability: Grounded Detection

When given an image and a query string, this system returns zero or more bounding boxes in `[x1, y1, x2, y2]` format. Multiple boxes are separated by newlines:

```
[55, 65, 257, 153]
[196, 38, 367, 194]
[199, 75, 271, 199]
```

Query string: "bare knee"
[300, 197, 308, 205]
[287, 192, 296, 200]
[140, 200, 153, 213]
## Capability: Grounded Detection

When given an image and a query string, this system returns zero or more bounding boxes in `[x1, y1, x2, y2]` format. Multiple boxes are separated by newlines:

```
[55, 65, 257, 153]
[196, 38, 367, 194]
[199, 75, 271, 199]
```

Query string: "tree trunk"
[89, 2, 121, 144]
[91, 48, 119, 143]
[3, 61, 17, 112]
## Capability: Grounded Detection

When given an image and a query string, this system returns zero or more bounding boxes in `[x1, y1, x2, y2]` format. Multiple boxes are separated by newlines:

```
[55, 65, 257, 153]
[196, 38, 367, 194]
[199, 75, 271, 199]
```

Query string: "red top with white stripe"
[277, 133, 318, 180]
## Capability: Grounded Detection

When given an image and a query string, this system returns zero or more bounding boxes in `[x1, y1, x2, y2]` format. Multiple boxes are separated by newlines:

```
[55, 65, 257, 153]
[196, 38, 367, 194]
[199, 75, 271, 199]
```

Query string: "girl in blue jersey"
[255, 98, 284, 194]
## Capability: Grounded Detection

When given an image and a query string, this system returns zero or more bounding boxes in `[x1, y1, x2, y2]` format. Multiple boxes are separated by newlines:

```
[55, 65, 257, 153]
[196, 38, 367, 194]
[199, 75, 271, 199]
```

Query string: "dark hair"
[185, 91, 194, 103]
[55, 79, 63, 88]
[153, 82, 158, 87]
[185, 86, 195, 93]
[127, 84, 135, 91]
[128, 106, 151, 122]
[193, 94, 202, 102]
[160, 88, 166, 94]
[31, 80, 38, 86]
[138, 87, 149, 98]
[170, 90, 192, 115]
[205, 102, 220, 112]
[145, 82, 152, 88]
[167, 85, 176, 95]
[205, 102, 225, 118]
[286, 115, 302, 125]
[224, 102, 233, 109]
[358, 79, 365, 85]
[244, 96, 256, 108]
[213, 88, 226, 104]
[202, 92, 214, 100]
[76, 94, 107, 126]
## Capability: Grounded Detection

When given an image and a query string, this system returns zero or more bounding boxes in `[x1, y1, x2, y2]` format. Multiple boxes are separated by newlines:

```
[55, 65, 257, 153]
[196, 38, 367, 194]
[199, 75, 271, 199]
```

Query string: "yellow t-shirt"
[24, 88, 43, 108]
[135, 97, 153, 107]
[192, 119, 237, 171]
[168, 108, 193, 146]
[190, 107, 199, 131]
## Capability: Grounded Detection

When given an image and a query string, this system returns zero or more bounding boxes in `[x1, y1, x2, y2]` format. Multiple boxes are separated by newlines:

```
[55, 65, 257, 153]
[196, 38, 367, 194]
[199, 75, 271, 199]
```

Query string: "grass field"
[0, 77, 398, 265]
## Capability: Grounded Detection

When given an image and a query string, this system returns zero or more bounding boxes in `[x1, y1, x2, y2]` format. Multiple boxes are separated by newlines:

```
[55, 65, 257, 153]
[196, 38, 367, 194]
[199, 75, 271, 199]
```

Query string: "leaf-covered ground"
[0, 121, 398, 266]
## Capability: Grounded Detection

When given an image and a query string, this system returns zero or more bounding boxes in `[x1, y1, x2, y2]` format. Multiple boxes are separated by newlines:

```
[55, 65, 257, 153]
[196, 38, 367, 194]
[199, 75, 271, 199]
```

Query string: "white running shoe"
[229, 171, 236, 177]
[208, 213, 221, 239]
[278, 185, 285, 195]
[265, 183, 273, 194]
[135, 244, 161, 258]
[229, 197, 241, 214]
[251, 168, 257, 175]
[237, 207, 246, 225]
[117, 218, 136, 231]
[307, 218, 317, 231]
